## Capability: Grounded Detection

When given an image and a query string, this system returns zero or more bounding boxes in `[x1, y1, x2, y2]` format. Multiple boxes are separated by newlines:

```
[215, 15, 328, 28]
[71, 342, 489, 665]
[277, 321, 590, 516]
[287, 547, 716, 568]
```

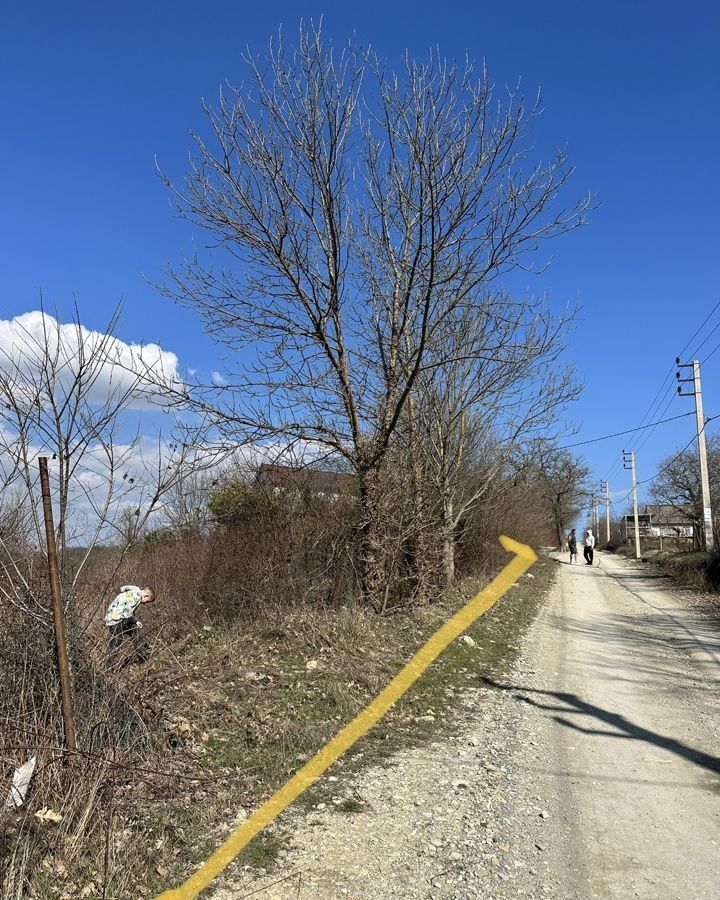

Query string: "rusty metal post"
[39, 457, 77, 751]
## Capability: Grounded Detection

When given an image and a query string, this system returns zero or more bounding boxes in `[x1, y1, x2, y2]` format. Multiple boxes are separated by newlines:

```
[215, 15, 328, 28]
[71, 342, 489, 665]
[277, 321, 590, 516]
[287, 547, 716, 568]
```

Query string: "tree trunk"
[553, 503, 564, 549]
[405, 395, 434, 602]
[441, 496, 455, 589]
[356, 468, 385, 609]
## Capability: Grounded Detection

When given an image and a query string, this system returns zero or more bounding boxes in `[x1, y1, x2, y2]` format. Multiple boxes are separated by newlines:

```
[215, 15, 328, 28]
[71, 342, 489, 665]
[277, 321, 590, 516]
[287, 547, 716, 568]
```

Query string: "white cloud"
[0, 425, 229, 546]
[210, 370, 228, 386]
[0, 311, 182, 408]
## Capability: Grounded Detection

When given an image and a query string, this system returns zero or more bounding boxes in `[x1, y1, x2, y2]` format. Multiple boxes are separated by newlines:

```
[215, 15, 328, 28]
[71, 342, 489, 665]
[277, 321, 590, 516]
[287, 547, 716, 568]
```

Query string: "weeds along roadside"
[612, 547, 720, 625]
[1, 548, 557, 899]
[649, 550, 720, 599]
[0, 601, 160, 900]
[129, 554, 558, 895]
[610, 531, 720, 596]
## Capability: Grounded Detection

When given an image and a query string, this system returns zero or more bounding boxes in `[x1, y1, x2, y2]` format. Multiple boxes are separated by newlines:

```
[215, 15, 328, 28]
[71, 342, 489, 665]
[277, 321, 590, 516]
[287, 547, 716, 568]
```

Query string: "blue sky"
[2, 1, 719, 515]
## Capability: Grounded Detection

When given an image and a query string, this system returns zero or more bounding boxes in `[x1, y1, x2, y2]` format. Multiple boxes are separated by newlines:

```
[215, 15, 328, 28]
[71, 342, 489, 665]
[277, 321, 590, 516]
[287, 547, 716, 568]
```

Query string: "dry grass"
[114, 555, 558, 892]
[642, 549, 720, 598]
[0, 602, 165, 899]
[1, 520, 558, 898]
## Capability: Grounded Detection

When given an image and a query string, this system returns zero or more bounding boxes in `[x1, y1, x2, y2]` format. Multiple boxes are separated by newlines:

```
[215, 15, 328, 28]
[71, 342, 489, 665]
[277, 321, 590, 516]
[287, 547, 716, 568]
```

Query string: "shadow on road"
[481, 676, 720, 776]
[548, 607, 720, 678]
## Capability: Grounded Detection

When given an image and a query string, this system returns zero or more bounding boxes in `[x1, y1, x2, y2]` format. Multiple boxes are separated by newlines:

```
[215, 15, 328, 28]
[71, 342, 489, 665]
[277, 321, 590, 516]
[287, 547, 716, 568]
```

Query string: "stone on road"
[212, 553, 720, 899]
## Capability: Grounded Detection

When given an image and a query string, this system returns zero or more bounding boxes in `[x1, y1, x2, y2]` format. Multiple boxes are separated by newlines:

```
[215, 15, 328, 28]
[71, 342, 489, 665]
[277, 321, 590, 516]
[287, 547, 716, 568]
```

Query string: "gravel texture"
[211, 552, 720, 899]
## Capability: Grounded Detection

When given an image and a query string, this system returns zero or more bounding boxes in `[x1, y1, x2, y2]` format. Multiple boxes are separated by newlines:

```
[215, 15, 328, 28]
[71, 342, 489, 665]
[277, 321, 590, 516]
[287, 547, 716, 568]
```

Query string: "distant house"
[644, 504, 694, 539]
[255, 464, 355, 501]
[623, 504, 694, 540]
[622, 512, 651, 539]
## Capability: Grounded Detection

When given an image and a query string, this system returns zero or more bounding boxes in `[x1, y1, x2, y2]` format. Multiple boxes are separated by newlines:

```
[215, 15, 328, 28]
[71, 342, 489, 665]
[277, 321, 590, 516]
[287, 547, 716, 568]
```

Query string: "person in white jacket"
[583, 529, 596, 566]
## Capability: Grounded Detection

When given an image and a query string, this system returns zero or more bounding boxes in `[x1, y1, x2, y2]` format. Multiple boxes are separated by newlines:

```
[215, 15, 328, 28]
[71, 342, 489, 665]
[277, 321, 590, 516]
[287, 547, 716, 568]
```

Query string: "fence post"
[39, 457, 77, 752]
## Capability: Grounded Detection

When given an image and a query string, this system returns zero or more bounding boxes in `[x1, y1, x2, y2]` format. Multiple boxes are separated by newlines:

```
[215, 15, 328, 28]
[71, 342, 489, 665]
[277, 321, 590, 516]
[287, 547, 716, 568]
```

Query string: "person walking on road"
[583, 529, 595, 565]
[568, 528, 578, 564]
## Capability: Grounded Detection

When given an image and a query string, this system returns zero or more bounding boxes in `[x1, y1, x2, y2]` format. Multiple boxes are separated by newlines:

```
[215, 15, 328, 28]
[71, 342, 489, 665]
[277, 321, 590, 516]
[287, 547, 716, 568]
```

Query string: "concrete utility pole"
[677, 358, 715, 558]
[600, 480, 611, 543]
[623, 450, 641, 559]
[39, 457, 77, 752]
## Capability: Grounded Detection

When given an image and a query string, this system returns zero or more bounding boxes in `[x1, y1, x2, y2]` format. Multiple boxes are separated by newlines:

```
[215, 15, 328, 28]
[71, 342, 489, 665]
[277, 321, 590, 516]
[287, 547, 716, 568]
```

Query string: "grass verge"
[2, 554, 558, 898]
[149, 554, 558, 896]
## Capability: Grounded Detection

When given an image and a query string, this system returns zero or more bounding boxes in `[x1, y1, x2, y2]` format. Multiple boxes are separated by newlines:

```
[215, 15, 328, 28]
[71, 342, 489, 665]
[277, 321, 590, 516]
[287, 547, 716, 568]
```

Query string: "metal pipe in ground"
[39, 456, 77, 752]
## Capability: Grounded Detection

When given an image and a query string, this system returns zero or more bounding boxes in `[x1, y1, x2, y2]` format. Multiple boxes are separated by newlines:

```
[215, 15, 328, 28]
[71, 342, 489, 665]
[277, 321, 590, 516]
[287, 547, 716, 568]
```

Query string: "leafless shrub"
[0, 597, 155, 897]
[0, 304, 220, 631]
[650, 432, 720, 550]
[0, 306, 220, 897]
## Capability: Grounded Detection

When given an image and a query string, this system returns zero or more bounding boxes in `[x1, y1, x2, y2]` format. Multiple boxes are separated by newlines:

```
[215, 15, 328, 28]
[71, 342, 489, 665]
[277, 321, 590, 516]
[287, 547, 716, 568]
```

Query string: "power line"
[611, 414, 719, 510]
[619, 300, 720, 457]
[688, 313, 720, 359]
[621, 373, 676, 456]
[600, 299, 720, 483]
[599, 374, 676, 484]
[637, 375, 676, 431]
[635, 390, 677, 454]
[680, 297, 720, 359]
[561, 411, 695, 449]
[702, 337, 720, 366]
[601, 301, 720, 518]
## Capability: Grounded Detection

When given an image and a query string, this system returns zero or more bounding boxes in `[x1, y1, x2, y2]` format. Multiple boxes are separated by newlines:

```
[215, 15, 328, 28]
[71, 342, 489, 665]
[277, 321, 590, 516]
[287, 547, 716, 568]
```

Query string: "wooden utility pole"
[39, 457, 77, 752]
[623, 450, 641, 559]
[677, 358, 715, 557]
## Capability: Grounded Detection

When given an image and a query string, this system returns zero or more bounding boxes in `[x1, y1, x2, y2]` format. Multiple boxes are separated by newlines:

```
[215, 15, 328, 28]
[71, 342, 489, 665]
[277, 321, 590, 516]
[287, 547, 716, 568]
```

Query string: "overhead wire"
[610, 414, 718, 511]
[634, 389, 677, 455]
[639, 300, 720, 457]
[616, 301, 715, 451]
[701, 337, 720, 366]
[560, 411, 695, 449]
[688, 315, 720, 360]
[679, 297, 720, 359]
[632, 300, 718, 431]
[598, 299, 720, 488]
[601, 395, 676, 489]
[598, 376, 677, 485]
[571, 301, 720, 530]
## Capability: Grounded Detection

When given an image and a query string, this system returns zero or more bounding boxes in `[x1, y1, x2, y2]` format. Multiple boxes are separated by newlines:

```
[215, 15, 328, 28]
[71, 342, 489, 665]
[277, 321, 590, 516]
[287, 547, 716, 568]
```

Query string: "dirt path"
[212, 553, 720, 899]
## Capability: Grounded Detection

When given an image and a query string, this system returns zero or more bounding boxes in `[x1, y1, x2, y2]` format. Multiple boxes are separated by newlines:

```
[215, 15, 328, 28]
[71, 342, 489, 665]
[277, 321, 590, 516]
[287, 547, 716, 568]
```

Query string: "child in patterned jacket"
[104, 584, 156, 663]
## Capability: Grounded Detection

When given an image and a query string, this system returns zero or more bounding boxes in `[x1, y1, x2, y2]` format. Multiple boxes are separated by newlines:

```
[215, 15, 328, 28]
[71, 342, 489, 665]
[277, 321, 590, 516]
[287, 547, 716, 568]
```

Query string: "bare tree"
[159, 465, 219, 535]
[0, 307, 217, 625]
[650, 434, 720, 549]
[159, 24, 590, 599]
[513, 441, 591, 548]
[411, 298, 578, 586]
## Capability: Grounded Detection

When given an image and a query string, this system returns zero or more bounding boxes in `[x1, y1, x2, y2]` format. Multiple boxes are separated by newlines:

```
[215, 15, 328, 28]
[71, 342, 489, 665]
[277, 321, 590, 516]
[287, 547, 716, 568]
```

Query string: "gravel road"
[212, 552, 720, 900]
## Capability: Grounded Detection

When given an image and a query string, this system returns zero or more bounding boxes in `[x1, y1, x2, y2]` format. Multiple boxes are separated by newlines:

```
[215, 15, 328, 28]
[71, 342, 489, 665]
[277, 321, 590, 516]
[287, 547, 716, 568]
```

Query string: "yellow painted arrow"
[156, 535, 537, 899]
